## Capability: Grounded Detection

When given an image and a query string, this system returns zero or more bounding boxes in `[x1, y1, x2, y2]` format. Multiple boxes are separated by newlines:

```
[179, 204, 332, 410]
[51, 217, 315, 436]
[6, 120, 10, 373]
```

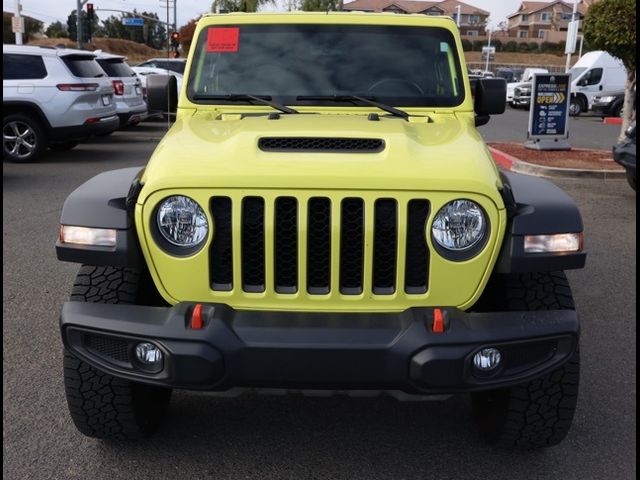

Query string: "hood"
[140, 111, 504, 206]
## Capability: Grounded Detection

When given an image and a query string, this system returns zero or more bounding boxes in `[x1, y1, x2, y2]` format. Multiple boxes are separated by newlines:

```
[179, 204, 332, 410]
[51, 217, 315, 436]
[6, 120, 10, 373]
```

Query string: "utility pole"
[174, 0, 177, 36]
[76, 0, 90, 49]
[13, 0, 23, 45]
[456, 5, 461, 27]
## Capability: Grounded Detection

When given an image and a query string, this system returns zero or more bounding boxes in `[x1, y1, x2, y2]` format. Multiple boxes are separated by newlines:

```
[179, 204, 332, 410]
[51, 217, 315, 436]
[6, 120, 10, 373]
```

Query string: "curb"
[488, 146, 627, 180]
[603, 117, 623, 125]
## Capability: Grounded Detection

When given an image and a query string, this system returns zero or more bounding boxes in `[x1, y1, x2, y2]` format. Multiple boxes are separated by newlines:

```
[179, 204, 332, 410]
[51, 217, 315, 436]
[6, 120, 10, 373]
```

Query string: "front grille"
[84, 334, 130, 363]
[209, 195, 431, 297]
[258, 137, 385, 153]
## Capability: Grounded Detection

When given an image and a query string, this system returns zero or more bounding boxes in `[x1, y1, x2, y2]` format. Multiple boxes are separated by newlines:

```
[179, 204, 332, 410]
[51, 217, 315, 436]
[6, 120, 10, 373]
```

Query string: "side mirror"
[474, 78, 506, 125]
[146, 74, 177, 114]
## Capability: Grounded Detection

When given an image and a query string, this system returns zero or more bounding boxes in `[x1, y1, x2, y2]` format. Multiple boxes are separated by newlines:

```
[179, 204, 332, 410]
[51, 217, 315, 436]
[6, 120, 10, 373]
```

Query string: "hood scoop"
[258, 137, 385, 153]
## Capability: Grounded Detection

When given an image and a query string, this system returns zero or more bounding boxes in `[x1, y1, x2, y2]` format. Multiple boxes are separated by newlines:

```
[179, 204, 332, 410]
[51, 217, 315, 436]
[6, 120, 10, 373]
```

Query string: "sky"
[1, 0, 565, 30]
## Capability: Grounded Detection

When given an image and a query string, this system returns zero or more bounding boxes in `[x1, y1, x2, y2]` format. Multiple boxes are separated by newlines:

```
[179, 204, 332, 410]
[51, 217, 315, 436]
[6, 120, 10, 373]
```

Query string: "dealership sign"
[526, 73, 571, 150]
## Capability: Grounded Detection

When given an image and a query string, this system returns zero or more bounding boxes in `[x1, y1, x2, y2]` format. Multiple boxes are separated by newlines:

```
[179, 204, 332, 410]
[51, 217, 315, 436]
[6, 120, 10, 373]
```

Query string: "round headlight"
[432, 199, 486, 252]
[156, 195, 208, 248]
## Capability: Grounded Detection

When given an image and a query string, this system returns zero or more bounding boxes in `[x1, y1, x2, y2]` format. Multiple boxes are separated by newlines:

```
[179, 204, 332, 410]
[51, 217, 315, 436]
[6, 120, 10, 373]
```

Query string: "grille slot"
[307, 197, 331, 294]
[242, 197, 265, 292]
[274, 197, 298, 293]
[405, 200, 430, 294]
[258, 137, 384, 153]
[210, 196, 233, 291]
[208, 195, 431, 297]
[340, 198, 365, 295]
[84, 334, 130, 363]
[373, 199, 398, 295]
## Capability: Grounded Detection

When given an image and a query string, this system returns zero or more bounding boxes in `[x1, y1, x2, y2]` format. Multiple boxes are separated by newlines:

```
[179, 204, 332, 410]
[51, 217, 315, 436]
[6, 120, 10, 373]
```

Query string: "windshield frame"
[186, 23, 466, 109]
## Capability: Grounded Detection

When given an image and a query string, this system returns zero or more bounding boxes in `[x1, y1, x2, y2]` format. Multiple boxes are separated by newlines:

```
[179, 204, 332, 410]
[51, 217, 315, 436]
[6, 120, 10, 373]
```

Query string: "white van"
[569, 51, 627, 116]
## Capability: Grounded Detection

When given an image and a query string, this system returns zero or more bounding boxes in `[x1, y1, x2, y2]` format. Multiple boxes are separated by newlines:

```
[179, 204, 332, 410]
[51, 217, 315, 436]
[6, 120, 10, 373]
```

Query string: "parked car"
[135, 58, 186, 75]
[3, 44, 118, 162]
[568, 50, 627, 116]
[508, 67, 548, 106]
[613, 121, 636, 191]
[94, 51, 147, 128]
[495, 67, 523, 84]
[57, 12, 586, 450]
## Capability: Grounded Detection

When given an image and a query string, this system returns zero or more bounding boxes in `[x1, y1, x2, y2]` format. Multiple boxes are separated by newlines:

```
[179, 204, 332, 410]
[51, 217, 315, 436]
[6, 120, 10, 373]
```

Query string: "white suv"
[3, 44, 119, 163]
[94, 51, 147, 127]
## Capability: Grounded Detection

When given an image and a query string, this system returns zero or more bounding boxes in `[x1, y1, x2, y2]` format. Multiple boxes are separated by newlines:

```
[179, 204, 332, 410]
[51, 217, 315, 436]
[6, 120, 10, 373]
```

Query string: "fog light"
[473, 348, 502, 371]
[135, 342, 163, 365]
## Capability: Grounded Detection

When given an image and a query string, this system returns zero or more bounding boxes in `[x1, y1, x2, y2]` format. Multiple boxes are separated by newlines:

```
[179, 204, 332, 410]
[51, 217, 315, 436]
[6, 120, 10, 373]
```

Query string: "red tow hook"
[190, 304, 204, 329]
[432, 308, 445, 333]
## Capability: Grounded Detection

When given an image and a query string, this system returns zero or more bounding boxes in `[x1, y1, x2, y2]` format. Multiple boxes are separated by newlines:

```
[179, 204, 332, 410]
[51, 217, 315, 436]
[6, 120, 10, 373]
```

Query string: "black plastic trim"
[57, 167, 145, 267]
[60, 301, 579, 393]
[494, 171, 586, 273]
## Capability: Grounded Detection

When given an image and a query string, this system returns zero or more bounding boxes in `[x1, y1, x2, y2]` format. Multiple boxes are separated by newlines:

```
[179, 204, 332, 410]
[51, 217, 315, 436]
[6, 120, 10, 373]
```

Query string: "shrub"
[504, 41, 518, 52]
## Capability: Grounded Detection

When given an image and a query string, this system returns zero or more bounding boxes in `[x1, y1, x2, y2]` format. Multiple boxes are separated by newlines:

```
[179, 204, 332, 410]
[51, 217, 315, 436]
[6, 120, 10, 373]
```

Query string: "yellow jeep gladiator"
[56, 12, 586, 448]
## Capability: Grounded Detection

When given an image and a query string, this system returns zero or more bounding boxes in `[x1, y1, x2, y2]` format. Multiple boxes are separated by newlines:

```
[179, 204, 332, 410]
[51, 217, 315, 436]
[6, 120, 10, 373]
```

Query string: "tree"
[583, 0, 636, 138]
[210, 0, 274, 13]
[45, 21, 68, 38]
[66, 9, 99, 42]
[101, 11, 166, 49]
[301, 0, 338, 10]
[178, 17, 200, 54]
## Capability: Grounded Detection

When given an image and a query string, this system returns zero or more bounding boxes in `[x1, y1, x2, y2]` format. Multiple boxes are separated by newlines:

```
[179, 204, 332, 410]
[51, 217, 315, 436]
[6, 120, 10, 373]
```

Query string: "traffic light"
[170, 32, 180, 57]
[86, 3, 94, 42]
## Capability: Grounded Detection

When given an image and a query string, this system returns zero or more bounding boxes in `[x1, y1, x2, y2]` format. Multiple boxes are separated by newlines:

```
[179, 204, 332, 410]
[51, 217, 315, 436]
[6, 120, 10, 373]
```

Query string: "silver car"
[3, 44, 119, 162]
[94, 51, 147, 127]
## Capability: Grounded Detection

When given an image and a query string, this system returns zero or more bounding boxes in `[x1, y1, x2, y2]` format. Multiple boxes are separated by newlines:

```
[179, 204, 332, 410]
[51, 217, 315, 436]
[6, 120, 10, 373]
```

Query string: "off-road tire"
[3, 113, 47, 163]
[471, 272, 580, 449]
[64, 265, 171, 440]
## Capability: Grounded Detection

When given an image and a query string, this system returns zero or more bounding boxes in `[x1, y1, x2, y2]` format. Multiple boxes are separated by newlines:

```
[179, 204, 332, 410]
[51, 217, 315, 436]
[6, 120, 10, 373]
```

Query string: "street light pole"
[564, 0, 579, 72]
[456, 5, 461, 27]
[14, 0, 23, 45]
[485, 28, 492, 73]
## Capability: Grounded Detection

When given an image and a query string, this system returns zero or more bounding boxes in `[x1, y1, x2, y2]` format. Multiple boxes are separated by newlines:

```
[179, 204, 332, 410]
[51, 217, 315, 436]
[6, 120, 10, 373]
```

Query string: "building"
[341, 0, 490, 36]
[506, 1, 588, 42]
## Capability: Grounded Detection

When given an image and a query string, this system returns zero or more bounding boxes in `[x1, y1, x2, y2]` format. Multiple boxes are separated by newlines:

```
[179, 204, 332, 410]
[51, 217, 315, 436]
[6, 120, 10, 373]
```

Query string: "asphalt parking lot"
[3, 117, 636, 480]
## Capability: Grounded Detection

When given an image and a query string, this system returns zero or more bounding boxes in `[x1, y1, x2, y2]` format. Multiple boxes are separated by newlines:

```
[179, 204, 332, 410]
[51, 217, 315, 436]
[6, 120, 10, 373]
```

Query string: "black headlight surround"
[151, 197, 209, 257]
[430, 201, 491, 262]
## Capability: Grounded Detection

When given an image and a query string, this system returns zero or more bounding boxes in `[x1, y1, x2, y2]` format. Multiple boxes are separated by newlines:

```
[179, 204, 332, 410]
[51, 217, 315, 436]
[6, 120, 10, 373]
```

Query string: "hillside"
[464, 51, 567, 66]
[29, 37, 165, 63]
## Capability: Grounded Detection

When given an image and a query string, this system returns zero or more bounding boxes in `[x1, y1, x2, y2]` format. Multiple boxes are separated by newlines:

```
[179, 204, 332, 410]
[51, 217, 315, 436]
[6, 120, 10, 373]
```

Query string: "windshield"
[187, 24, 465, 107]
[569, 67, 587, 82]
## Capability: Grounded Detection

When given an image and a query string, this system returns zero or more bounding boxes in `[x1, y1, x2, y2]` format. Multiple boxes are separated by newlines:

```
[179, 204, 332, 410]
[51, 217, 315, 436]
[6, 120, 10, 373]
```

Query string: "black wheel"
[64, 265, 171, 440]
[471, 272, 580, 449]
[3, 113, 47, 162]
[569, 98, 583, 117]
[49, 141, 79, 151]
[612, 103, 623, 119]
[626, 170, 636, 191]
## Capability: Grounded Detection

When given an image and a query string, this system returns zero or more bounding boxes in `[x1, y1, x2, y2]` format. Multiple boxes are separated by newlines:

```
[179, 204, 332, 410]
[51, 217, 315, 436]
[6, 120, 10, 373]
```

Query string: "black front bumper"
[60, 302, 579, 394]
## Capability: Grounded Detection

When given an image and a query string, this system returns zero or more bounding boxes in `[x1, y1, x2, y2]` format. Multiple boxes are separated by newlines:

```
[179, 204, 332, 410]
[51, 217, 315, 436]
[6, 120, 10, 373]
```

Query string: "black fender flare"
[495, 171, 586, 273]
[55, 167, 145, 267]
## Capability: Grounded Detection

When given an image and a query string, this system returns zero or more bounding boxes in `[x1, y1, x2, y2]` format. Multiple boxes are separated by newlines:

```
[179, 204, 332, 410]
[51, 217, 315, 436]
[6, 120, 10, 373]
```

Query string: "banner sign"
[528, 73, 571, 139]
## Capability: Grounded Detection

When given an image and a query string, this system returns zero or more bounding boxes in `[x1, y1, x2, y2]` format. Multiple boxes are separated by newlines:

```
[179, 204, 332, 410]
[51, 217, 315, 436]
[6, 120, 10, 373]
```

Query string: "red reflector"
[57, 83, 99, 91]
[84, 117, 99, 124]
[432, 308, 445, 333]
[190, 304, 203, 329]
[112, 80, 124, 95]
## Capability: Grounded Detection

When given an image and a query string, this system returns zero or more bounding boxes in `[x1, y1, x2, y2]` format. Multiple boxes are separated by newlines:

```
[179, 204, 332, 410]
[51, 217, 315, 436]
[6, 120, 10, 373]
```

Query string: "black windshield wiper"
[296, 95, 409, 120]
[192, 94, 299, 114]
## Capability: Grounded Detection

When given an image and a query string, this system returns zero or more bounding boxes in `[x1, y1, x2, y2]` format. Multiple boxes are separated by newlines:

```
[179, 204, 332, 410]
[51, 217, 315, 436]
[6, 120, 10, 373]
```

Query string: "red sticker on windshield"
[207, 27, 239, 52]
